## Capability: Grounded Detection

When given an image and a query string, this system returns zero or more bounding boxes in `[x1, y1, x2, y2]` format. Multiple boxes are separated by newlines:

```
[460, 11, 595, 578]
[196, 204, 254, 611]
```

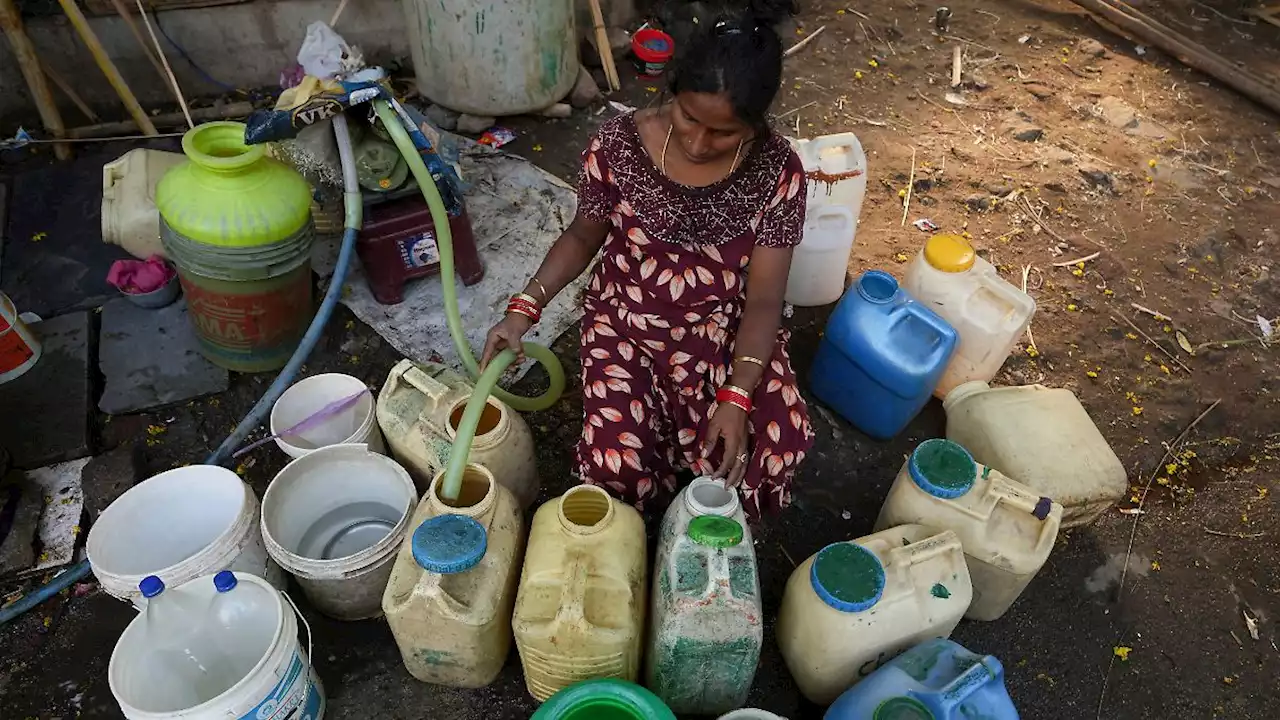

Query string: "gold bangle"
[513, 292, 541, 308]
[734, 355, 765, 368]
[530, 277, 549, 301]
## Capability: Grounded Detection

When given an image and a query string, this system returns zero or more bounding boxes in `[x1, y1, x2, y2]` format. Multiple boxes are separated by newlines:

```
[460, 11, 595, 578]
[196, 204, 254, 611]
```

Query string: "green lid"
[909, 439, 977, 500]
[687, 515, 744, 548]
[874, 697, 935, 720]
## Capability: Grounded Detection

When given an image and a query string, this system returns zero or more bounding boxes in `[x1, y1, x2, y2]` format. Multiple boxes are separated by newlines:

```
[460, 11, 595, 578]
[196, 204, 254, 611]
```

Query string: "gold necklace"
[661, 123, 744, 180]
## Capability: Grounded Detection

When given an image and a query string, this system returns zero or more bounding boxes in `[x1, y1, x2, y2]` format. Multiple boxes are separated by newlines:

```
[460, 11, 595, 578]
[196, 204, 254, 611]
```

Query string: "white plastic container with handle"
[101, 148, 185, 260]
[790, 133, 868, 219]
[785, 205, 856, 307]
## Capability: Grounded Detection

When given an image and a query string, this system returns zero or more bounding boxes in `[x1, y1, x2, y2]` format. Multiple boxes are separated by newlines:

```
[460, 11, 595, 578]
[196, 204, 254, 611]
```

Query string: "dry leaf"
[1175, 330, 1195, 355]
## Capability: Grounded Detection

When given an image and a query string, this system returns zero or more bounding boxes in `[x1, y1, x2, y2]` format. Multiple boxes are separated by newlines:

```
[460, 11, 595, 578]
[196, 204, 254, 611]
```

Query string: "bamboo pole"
[107, 0, 167, 84]
[56, 0, 158, 136]
[41, 61, 99, 122]
[586, 0, 620, 91]
[68, 100, 253, 138]
[1067, 0, 1280, 115]
[133, 0, 192, 129]
[0, 0, 72, 159]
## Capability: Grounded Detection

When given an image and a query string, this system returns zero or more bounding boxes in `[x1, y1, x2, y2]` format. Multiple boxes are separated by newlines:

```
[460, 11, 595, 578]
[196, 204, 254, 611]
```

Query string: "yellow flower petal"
[1114, 646, 1132, 661]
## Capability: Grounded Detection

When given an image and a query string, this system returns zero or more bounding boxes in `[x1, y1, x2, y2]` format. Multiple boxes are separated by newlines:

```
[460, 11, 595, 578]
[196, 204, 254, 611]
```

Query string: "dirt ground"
[2, 1, 1279, 718]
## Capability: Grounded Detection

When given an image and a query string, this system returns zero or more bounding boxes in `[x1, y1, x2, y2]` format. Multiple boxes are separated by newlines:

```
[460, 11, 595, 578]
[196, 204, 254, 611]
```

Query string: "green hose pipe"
[373, 100, 566, 500]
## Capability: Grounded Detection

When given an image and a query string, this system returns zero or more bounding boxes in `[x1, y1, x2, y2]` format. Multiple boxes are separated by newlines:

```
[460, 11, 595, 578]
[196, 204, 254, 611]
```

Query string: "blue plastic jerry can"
[809, 270, 957, 440]
[825, 638, 1019, 720]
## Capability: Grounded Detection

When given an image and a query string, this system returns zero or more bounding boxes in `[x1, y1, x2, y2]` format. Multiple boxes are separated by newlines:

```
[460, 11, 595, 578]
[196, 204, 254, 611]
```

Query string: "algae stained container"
[157, 122, 315, 373]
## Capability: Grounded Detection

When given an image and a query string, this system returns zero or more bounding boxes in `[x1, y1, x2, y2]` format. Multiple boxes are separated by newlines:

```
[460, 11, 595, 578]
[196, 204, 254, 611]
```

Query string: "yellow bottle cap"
[923, 233, 976, 273]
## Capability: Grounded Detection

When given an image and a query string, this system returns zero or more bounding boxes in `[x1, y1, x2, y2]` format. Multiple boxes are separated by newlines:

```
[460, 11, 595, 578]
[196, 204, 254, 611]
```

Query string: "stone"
[569, 67, 603, 109]
[964, 194, 997, 212]
[0, 311, 93, 469]
[98, 298, 229, 415]
[1096, 96, 1168, 138]
[1077, 38, 1107, 58]
[1079, 166, 1115, 190]
[456, 113, 497, 135]
[1003, 111, 1044, 142]
[423, 103, 459, 132]
[81, 444, 146, 522]
[1024, 82, 1054, 100]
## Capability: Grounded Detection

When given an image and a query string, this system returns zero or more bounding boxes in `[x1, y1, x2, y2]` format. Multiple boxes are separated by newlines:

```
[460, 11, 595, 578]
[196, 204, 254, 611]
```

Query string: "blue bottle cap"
[810, 542, 886, 613]
[412, 514, 487, 574]
[213, 570, 238, 592]
[139, 575, 165, 598]
[874, 697, 935, 719]
[856, 270, 900, 304]
[909, 439, 977, 500]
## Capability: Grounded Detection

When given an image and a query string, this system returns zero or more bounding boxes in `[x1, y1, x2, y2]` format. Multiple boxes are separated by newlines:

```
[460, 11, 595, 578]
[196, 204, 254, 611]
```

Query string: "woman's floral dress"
[574, 112, 815, 520]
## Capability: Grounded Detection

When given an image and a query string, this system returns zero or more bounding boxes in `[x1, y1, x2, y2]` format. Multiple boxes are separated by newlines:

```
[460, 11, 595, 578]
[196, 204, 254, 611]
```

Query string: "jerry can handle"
[920, 654, 1004, 715]
[903, 304, 961, 365]
[391, 360, 455, 414]
[882, 531, 963, 600]
[808, 133, 864, 163]
[976, 273, 1038, 331]
[102, 158, 124, 201]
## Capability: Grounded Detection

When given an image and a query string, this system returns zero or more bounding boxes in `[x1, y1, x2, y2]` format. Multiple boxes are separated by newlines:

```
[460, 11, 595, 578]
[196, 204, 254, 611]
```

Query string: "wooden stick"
[68, 101, 253, 139]
[586, 0, 620, 91]
[1066, 0, 1280, 115]
[785, 25, 827, 58]
[1204, 527, 1265, 539]
[900, 146, 916, 227]
[40, 61, 98, 122]
[108, 0, 167, 83]
[1051, 251, 1101, 267]
[1111, 312, 1193, 373]
[133, 0, 192, 129]
[330, 0, 350, 27]
[57, 0, 157, 136]
[950, 45, 963, 87]
[0, 0, 71, 160]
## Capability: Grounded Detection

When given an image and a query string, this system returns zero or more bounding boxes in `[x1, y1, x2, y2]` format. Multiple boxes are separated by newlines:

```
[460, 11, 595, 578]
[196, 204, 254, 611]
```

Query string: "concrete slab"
[0, 311, 94, 469]
[98, 298, 229, 415]
[14, 459, 87, 580]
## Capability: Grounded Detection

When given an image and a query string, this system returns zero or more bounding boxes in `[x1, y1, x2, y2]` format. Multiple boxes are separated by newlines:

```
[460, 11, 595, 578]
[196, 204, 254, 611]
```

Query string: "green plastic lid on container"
[909, 439, 977, 500]
[687, 515, 744, 548]
[874, 697, 936, 719]
[810, 542, 886, 612]
[531, 678, 676, 720]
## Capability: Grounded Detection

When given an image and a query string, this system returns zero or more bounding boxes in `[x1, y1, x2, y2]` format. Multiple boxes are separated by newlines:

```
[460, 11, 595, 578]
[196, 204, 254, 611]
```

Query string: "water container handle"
[102, 156, 125, 201]
[920, 654, 1005, 715]
[281, 590, 313, 664]
[882, 531, 963, 600]
[903, 304, 960, 365]
[808, 133, 862, 160]
[976, 273, 1036, 332]
[984, 475, 1062, 555]
[390, 360, 459, 423]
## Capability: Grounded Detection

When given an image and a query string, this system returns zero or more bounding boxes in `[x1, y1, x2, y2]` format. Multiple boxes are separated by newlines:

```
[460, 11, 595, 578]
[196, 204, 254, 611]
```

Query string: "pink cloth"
[107, 255, 175, 294]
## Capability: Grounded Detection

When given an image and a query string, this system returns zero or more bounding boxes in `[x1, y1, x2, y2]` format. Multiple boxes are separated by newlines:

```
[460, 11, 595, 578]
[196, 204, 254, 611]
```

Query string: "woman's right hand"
[480, 313, 534, 370]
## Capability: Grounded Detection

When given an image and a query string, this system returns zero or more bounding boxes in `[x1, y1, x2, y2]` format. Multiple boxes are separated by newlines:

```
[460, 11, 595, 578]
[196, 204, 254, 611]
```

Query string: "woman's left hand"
[701, 402, 751, 488]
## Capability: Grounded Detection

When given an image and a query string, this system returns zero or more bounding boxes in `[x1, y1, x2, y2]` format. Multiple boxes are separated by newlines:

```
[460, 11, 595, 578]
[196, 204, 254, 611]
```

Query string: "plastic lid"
[874, 697, 935, 720]
[688, 515, 744, 548]
[923, 233, 976, 273]
[412, 514, 487, 574]
[810, 543, 886, 612]
[909, 439, 977, 499]
[139, 575, 165, 598]
[213, 570, 238, 592]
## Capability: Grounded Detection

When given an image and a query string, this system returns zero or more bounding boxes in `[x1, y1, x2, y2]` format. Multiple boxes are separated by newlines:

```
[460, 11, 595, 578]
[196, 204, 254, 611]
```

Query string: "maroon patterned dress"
[574, 112, 815, 520]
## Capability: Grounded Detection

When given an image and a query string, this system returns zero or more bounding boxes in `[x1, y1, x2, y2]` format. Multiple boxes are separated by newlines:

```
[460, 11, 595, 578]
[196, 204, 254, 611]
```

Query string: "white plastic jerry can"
[902, 234, 1036, 399]
[376, 359, 540, 508]
[647, 479, 762, 715]
[943, 381, 1128, 528]
[875, 439, 1063, 622]
[789, 132, 869, 222]
[785, 205, 857, 307]
[776, 524, 972, 705]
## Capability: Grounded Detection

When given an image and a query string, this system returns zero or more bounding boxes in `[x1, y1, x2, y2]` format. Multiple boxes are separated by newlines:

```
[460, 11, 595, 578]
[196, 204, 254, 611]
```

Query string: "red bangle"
[507, 305, 539, 323]
[508, 298, 540, 315]
[716, 385, 752, 413]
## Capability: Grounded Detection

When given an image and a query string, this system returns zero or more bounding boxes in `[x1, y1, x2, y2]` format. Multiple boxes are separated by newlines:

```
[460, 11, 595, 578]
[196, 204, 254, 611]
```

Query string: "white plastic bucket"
[261, 444, 417, 621]
[0, 291, 42, 385]
[270, 373, 385, 459]
[108, 573, 325, 720]
[88, 465, 286, 608]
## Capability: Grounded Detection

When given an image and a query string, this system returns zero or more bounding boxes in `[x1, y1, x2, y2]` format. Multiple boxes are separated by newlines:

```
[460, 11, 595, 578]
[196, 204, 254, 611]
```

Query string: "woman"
[481, 4, 813, 520]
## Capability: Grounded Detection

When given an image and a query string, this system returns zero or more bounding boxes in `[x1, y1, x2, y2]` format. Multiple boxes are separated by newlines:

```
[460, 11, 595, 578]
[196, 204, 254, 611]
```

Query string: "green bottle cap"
[687, 515, 744, 548]
[811, 542, 886, 612]
[874, 697, 935, 720]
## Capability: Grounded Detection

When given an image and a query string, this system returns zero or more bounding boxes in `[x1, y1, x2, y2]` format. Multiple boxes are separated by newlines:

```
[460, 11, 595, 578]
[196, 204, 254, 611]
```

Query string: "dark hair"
[667, 1, 797, 132]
